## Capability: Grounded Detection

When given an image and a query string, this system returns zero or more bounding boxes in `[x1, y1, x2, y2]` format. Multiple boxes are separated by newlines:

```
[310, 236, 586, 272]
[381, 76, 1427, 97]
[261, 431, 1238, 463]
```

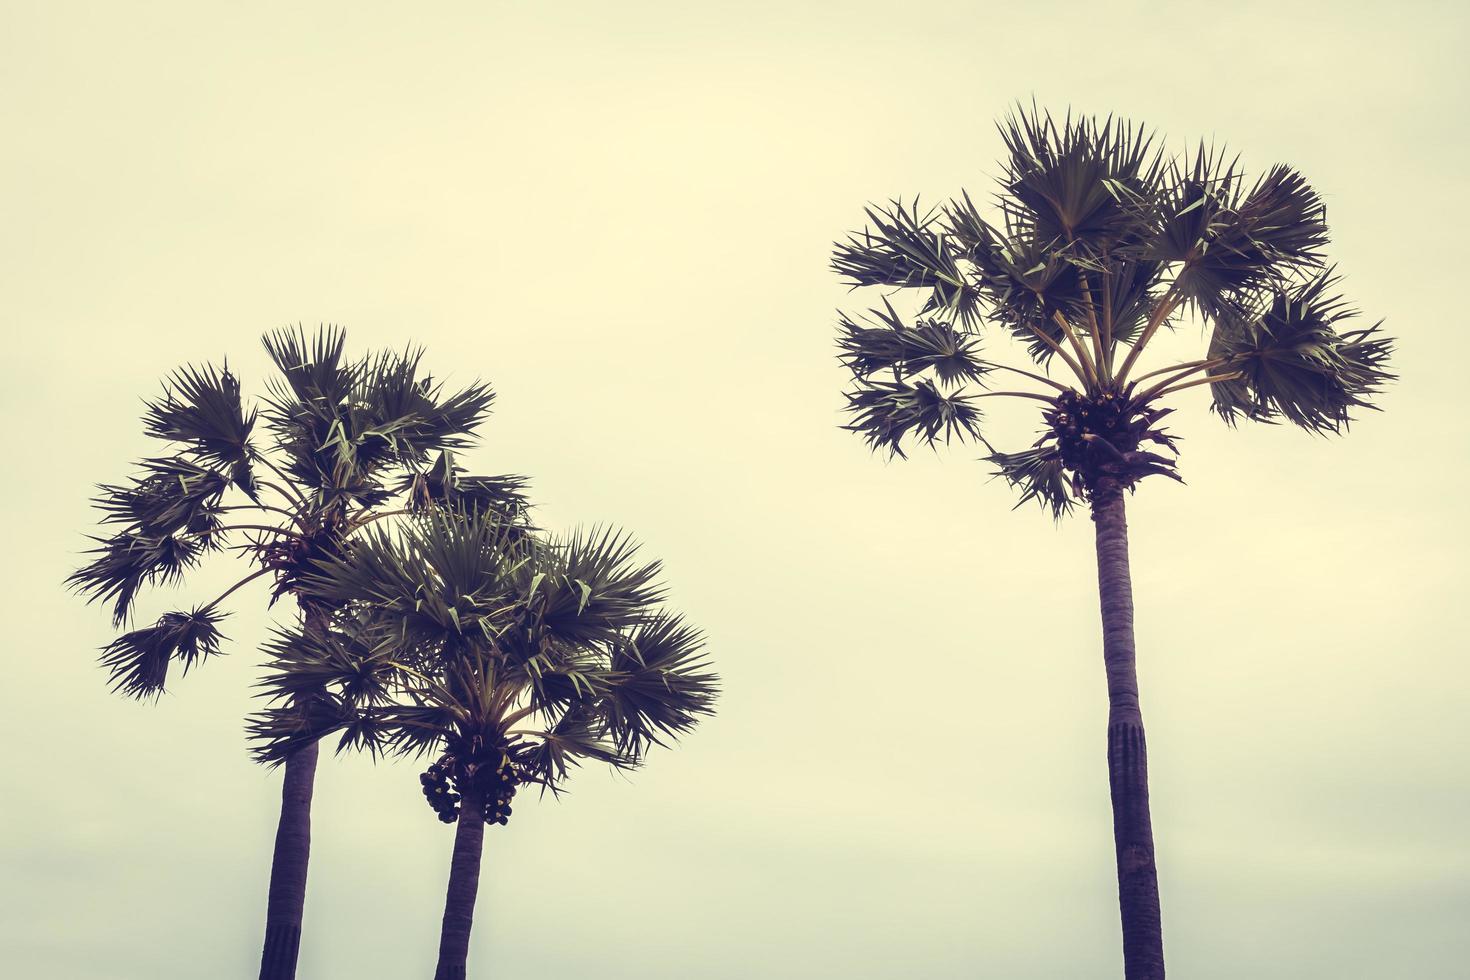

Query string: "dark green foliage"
[604, 614, 715, 756]
[1151, 150, 1329, 318]
[986, 446, 1076, 519]
[843, 378, 983, 457]
[1209, 272, 1395, 432]
[833, 199, 980, 325]
[401, 451, 531, 525]
[832, 103, 1393, 513]
[259, 326, 496, 501]
[995, 108, 1161, 251]
[69, 527, 212, 627]
[142, 363, 258, 496]
[249, 513, 719, 803]
[72, 325, 524, 696]
[100, 608, 226, 698]
[838, 303, 988, 384]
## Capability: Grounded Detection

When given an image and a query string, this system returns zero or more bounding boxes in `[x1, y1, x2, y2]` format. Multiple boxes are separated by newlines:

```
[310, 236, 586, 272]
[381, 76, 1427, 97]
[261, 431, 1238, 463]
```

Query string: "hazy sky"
[3, 2, 1467, 978]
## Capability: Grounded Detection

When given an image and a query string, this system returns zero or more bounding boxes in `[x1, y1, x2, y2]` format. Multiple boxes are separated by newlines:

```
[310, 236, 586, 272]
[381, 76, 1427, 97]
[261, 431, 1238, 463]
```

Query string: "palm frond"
[837, 302, 988, 386]
[68, 530, 211, 625]
[513, 707, 630, 795]
[832, 198, 979, 324]
[401, 451, 532, 525]
[1209, 271, 1394, 432]
[985, 445, 1076, 519]
[1155, 148, 1328, 317]
[99, 607, 227, 698]
[247, 695, 358, 765]
[524, 527, 664, 646]
[355, 348, 497, 468]
[142, 363, 258, 495]
[301, 514, 523, 644]
[94, 456, 230, 538]
[603, 614, 719, 758]
[994, 104, 1161, 252]
[842, 377, 983, 458]
[255, 620, 399, 706]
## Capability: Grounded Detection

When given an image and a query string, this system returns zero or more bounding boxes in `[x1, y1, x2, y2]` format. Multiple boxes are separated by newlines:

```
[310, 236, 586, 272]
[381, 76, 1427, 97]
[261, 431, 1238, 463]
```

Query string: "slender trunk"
[259, 605, 327, 980]
[1090, 489, 1165, 979]
[258, 739, 319, 980]
[434, 783, 487, 980]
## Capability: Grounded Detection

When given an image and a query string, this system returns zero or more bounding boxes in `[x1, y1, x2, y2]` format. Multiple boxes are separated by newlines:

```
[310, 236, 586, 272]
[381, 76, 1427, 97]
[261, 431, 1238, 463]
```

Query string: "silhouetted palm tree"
[68, 326, 524, 980]
[830, 106, 1393, 978]
[248, 512, 717, 980]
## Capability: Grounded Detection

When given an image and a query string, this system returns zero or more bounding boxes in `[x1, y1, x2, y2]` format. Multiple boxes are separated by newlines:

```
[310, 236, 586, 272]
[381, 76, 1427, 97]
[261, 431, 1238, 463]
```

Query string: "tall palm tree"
[248, 513, 718, 980]
[830, 106, 1393, 978]
[68, 326, 524, 980]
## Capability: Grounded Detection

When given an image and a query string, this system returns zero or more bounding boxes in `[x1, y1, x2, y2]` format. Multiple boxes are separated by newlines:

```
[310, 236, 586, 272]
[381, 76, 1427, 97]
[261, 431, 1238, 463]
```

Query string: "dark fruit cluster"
[420, 758, 461, 823]
[1044, 390, 1178, 495]
[418, 750, 522, 828]
[478, 760, 518, 827]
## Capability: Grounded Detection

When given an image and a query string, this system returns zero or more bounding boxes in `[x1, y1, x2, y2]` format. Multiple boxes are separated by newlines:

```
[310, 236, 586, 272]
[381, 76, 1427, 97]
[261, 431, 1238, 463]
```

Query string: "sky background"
[3, 1, 1467, 977]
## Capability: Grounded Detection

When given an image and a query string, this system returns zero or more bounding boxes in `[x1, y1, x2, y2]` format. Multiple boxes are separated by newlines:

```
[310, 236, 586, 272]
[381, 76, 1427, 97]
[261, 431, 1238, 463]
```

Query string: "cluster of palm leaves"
[69, 327, 717, 980]
[833, 109, 1393, 512]
[249, 515, 716, 802]
[71, 328, 521, 696]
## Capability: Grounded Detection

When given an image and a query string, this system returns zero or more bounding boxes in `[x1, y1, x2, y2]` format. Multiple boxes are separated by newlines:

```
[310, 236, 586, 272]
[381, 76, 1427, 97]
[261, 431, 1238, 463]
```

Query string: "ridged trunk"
[258, 739, 320, 979]
[259, 605, 327, 980]
[434, 783, 487, 980]
[1091, 489, 1165, 979]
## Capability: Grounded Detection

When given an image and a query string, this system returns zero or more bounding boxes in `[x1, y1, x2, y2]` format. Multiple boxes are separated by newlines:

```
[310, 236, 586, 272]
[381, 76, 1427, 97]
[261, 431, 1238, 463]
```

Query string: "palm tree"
[248, 512, 718, 980]
[830, 106, 1393, 978]
[68, 326, 524, 980]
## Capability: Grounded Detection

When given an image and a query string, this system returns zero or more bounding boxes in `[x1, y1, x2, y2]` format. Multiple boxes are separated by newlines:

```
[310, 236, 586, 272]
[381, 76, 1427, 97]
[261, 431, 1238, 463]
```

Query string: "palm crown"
[248, 512, 719, 820]
[68, 325, 526, 697]
[833, 106, 1394, 513]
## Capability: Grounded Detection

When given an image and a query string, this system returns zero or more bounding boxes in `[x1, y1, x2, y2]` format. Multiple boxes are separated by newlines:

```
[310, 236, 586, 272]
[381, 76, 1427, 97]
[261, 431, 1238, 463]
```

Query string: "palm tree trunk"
[259, 604, 328, 980]
[1090, 489, 1165, 979]
[258, 739, 319, 980]
[434, 783, 487, 980]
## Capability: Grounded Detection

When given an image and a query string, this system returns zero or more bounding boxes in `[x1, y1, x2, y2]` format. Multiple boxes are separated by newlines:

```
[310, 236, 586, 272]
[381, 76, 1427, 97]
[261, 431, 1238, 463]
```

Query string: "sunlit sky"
[3, 2, 1467, 977]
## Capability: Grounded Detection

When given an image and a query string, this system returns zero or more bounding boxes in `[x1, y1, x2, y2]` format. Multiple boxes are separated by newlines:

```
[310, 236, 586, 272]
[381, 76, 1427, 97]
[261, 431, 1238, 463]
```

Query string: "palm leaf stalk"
[831, 105, 1393, 978]
[68, 326, 529, 980]
[249, 513, 718, 979]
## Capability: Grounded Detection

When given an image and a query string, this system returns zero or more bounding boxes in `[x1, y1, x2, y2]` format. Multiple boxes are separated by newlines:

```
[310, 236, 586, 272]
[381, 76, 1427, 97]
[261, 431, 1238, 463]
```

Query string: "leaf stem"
[1154, 371, 1243, 398]
[253, 456, 310, 506]
[1077, 272, 1109, 384]
[211, 523, 304, 539]
[200, 566, 274, 613]
[1114, 284, 1182, 385]
[1025, 320, 1091, 387]
[984, 362, 1070, 391]
[347, 508, 415, 533]
[1131, 359, 1231, 405]
[219, 504, 306, 527]
[972, 391, 1059, 403]
[1051, 311, 1100, 389]
[1131, 357, 1223, 385]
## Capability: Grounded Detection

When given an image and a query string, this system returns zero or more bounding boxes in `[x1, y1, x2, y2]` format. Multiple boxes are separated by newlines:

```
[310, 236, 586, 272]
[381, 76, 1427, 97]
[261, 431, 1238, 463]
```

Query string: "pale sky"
[2, 2, 1467, 978]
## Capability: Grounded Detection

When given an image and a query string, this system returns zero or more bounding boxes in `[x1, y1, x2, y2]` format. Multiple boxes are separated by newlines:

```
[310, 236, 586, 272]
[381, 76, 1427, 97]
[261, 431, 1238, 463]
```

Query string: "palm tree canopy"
[247, 513, 718, 818]
[833, 105, 1394, 514]
[69, 325, 528, 698]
